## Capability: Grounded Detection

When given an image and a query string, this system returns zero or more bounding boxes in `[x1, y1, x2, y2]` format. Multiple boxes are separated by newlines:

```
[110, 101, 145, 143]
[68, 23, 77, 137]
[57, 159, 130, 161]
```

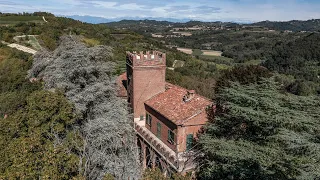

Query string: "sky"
[1, 0, 320, 22]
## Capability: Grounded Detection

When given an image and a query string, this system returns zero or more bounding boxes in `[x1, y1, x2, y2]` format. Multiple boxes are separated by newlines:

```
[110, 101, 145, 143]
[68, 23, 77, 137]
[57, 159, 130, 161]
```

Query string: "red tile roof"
[116, 72, 127, 98]
[145, 83, 212, 125]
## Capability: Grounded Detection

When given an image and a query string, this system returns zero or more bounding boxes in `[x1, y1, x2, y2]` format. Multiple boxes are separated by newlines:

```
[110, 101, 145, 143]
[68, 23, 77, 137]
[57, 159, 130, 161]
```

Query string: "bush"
[286, 80, 316, 96]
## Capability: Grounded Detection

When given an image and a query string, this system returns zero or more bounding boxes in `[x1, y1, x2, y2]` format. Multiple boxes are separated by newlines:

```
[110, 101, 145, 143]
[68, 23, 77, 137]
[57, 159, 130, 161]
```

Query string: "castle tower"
[126, 51, 166, 119]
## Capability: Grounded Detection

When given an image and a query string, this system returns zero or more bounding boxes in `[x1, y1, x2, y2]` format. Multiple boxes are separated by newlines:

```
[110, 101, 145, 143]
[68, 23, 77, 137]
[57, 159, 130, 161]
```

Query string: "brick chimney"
[183, 90, 196, 102]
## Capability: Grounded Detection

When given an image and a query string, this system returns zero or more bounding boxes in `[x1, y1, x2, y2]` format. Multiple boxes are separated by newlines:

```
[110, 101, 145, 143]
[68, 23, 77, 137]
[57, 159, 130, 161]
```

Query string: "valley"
[0, 12, 319, 180]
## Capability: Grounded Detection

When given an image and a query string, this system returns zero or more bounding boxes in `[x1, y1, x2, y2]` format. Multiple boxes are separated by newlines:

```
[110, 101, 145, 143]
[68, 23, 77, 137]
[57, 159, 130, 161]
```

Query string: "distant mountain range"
[64, 15, 320, 32]
[252, 19, 320, 32]
[64, 15, 192, 24]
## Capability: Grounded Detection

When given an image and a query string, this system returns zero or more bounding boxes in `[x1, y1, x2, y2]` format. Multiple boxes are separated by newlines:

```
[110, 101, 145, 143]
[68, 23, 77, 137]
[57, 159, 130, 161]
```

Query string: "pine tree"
[197, 78, 320, 180]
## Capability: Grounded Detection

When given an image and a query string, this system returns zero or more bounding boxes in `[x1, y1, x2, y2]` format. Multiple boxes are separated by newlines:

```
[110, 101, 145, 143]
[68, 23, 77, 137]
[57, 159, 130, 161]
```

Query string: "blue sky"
[1, 0, 320, 22]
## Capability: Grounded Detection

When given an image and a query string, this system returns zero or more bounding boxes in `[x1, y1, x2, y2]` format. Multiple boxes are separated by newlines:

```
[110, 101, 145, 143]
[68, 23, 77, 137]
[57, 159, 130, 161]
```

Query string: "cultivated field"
[202, 50, 222, 56]
[173, 32, 192, 36]
[177, 48, 223, 57]
[177, 47, 193, 54]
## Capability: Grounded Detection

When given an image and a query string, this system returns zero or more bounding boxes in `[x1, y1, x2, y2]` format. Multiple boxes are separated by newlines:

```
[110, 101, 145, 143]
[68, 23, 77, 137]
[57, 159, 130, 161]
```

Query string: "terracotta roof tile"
[145, 83, 212, 125]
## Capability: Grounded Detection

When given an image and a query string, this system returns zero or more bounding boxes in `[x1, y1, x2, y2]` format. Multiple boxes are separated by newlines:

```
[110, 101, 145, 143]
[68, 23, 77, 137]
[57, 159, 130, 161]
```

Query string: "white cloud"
[91, 1, 117, 8]
[1, 0, 320, 22]
[116, 3, 145, 10]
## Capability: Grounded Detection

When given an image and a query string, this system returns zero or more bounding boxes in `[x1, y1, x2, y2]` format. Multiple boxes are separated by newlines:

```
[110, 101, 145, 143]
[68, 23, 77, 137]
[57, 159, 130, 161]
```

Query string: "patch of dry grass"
[177, 47, 193, 54]
[202, 50, 222, 56]
[82, 38, 100, 47]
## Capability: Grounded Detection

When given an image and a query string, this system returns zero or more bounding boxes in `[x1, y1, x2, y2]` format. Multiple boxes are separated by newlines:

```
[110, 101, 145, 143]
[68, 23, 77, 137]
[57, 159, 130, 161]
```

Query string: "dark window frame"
[186, 134, 193, 151]
[146, 113, 152, 126]
[157, 122, 162, 139]
[168, 130, 175, 144]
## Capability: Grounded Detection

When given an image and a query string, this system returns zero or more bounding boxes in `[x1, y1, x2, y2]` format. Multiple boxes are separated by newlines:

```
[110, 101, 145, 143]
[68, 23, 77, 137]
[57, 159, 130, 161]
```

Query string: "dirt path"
[7, 43, 37, 54]
[42, 16, 48, 23]
[13, 35, 42, 50]
[1, 35, 40, 54]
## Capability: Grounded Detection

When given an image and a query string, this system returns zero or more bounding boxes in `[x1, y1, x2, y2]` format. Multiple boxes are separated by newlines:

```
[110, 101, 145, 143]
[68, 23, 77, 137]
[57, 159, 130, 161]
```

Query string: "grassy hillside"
[252, 19, 320, 32]
[0, 16, 43, 24]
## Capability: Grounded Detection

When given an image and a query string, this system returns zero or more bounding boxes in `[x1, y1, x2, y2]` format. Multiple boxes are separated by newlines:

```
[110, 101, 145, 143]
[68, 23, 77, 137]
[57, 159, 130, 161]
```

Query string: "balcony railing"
[134, 119, 197, 172]
[134, 119, 178, 168]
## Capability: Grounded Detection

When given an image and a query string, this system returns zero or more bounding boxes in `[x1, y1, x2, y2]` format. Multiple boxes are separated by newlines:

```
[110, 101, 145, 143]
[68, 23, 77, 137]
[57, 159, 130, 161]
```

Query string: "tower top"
[126, 51, 166, 67]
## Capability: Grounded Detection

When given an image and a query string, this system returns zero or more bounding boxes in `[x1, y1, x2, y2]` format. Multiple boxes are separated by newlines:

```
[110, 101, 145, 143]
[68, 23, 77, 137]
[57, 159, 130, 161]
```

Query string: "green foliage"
[253, 19, 320, 32]
[192, 49, 203, 56]
[0, 15, 43, 24]
[82, 37, 100, 47]
[142, 168, 192, 180]
[0, 47, 82, 179]
[0, 48, 41, 117]
[0, 90, 82, 179]
[215, 65, 272, 93]
[264, 33, 320, 84]
[286, 80, 318, 96]
[143, 168, 168, 180]
[197, 78, 320, 180]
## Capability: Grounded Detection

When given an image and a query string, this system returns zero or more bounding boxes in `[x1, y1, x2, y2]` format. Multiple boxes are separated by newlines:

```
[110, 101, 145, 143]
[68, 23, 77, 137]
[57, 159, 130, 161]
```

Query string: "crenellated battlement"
[126, 51, 166, 67]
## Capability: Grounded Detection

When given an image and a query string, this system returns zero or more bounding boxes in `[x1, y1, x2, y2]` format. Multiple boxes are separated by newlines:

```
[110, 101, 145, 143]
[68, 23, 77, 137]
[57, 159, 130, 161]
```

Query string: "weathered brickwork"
[118, 51, 212, 174]
[126, 51, 166, 118]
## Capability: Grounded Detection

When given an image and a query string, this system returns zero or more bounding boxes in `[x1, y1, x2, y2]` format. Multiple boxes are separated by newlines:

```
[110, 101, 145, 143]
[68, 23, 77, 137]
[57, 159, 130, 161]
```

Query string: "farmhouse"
[117, 51, 212, 175]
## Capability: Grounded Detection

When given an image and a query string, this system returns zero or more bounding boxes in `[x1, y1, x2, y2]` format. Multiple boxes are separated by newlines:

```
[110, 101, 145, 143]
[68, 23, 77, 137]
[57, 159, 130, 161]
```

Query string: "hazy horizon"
[1, 0, 320, 22]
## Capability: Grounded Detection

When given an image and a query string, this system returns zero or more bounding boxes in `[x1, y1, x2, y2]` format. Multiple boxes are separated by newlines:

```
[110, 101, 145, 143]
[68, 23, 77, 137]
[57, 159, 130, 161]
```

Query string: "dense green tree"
[142, 168, 192, 180]
[264, 33, 320, 83]
[0, 48, 41, 117]
[215, 65, 272, 92]
[0, 90, 82, 179]
[0, 47, 82, 179]
[197, 78, 320, 179]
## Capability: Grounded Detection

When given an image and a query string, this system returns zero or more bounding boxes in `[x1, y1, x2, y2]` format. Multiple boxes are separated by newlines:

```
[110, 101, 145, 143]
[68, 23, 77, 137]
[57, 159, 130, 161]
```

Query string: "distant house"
[284, 30, 293, 33]
[117, 51, 212, 175]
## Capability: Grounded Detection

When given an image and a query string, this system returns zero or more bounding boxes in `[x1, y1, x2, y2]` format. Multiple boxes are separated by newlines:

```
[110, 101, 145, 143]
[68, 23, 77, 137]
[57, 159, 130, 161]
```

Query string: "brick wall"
[177, 111, 207, 152]
[145, 105, 177, 151]
[126, 51, 166, 119]
[144, 105, 208, 153]
[132, 67, 166, 118]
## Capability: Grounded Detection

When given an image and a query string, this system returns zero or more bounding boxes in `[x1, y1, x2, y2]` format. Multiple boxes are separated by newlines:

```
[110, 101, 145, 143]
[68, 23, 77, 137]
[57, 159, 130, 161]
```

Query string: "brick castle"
[117, 51, 212, 175]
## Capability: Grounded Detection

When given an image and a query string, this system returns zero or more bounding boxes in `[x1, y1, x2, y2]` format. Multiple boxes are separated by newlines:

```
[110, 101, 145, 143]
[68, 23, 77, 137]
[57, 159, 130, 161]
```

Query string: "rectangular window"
[186, 134, 193, 151]
[168, 130, 175, 144]
[146, 113, 152, 126]
[140, 115, 144, 121]
[157, 122, 162, 139]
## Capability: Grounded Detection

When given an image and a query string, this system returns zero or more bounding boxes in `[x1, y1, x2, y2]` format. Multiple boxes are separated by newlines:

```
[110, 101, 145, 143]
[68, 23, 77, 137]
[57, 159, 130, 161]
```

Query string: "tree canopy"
[0, 47, 82, 179]
[197, 78, 320, 180]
